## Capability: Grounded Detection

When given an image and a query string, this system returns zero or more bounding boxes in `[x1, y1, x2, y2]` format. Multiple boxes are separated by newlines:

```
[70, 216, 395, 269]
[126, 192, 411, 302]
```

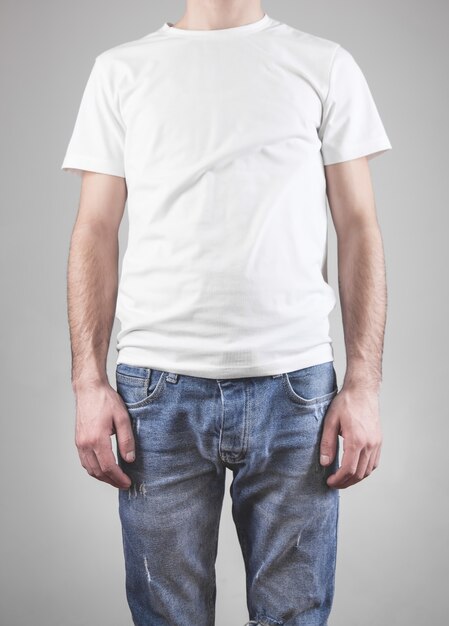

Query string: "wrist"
[71, 373, 109, 394]
[342, 363, 382, 393]
[341, 376, 381, 394]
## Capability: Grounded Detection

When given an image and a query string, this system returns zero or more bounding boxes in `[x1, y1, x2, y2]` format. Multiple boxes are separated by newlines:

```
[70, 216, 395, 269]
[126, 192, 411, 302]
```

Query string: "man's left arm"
[320, 155, 386, 489]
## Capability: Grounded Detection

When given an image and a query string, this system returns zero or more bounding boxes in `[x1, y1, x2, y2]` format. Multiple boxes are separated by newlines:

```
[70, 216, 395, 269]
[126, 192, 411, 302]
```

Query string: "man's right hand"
[73, 381, 135, 489]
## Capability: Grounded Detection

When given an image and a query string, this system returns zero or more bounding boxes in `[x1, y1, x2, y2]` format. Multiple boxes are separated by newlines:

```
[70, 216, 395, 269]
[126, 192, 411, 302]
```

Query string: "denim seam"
[282, 374, 338, 407]
[116, 370, 167, 408]
[116, 372, 150, 385]
[216, 381, 226, 462]
[216, 381, 250, 463]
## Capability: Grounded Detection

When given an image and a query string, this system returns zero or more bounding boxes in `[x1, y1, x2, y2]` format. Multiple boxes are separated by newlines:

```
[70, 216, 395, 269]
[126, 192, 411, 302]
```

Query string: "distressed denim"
[116, 360, 340, 626]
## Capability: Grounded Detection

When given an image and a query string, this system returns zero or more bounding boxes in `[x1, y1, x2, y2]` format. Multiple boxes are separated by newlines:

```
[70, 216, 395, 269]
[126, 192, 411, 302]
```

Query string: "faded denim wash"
[116, 360, 340, 626]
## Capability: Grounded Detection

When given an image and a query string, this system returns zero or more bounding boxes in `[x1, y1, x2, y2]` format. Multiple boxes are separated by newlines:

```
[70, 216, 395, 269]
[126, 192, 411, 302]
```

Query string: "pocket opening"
[281, 362, 338, 406]
[116, 368, 167, 408]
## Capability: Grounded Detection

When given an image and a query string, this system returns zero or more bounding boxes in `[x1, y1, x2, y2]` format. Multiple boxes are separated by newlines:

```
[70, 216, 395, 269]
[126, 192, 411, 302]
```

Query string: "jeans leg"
[116, 370, 226, 626]
[229, 370, 340, 626]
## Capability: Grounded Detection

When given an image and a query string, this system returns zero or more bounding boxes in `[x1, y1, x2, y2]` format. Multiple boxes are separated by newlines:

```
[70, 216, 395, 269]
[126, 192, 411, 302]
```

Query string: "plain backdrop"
[1, 1, 447, 624]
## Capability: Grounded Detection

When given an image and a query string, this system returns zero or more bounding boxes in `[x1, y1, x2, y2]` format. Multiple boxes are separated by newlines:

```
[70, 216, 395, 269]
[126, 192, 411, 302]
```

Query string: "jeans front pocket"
[115, 364, 167, 409]
[282, 361, 338, 407]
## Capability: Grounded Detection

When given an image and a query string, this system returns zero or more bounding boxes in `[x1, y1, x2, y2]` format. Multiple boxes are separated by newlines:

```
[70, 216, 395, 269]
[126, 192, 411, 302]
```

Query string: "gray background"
[1, 0, 447, 624]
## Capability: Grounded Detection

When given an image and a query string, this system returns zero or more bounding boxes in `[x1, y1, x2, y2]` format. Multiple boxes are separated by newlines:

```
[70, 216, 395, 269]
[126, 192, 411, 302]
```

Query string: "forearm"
[67, 221, 119, 392]
[337, 222, 387, 393]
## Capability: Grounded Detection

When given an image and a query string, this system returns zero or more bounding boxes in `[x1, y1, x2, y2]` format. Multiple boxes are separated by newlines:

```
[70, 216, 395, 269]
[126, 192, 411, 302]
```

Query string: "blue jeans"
[116, 360, 340, 626]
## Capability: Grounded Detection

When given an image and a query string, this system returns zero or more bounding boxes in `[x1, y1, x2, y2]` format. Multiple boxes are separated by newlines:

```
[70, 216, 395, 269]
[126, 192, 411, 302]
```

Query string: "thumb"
[115, 412, 136, 463]
[320, 417, 339, 466]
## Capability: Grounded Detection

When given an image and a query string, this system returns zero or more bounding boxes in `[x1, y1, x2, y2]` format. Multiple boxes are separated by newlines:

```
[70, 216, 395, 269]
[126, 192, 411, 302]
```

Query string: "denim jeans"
[115, 360, 340, 626]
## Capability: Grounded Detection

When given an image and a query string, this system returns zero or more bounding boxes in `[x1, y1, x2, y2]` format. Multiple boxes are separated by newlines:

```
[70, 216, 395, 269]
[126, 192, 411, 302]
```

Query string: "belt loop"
[272, 373, 283, 378]
[166, 372, 178, 383]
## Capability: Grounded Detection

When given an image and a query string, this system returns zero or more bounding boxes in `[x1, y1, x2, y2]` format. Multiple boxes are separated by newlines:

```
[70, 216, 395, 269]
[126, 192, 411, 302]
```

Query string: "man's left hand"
[319, 386, 383, 489]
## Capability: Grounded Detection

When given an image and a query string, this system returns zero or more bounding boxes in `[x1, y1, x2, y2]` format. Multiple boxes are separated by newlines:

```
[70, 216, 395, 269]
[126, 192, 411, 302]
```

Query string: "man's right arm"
[67, 171, 135, 489]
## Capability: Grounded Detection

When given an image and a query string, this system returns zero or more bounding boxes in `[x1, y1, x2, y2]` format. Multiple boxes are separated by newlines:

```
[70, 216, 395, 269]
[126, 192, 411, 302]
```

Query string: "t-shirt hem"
[322, 136, 392, 165]
[61, 154, 125, 178]
[116, 343, 334, 379]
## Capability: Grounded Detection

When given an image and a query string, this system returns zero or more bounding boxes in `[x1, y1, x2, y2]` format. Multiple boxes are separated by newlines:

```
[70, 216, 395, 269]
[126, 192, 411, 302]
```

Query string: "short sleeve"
[318, 45, 392, 165]
[60, 54, 126, 177]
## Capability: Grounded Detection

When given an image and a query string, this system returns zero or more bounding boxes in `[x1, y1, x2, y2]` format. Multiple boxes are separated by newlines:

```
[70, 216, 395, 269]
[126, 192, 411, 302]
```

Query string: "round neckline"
[160, 13, 275, 37]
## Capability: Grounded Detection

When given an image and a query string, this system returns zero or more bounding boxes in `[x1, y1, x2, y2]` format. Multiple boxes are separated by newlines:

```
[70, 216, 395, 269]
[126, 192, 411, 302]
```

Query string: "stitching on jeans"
[116, 372, 149, 385]
[116, 371, 167, 408]
[282, 374, 338, 406]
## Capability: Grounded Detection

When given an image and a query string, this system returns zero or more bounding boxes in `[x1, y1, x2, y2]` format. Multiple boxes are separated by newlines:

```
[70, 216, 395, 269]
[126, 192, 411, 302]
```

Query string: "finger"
[78, 448, 94, 475]
[326, 442, 361, 489]
[365, 446, 379, 476]
[85, 450, 117, 487]
[339, 447, 371, 488]
[373, 444, 382, 470]
[95, 438, 132, 489]
[114, 410, 136, 463]
[320, 414, 340, 466]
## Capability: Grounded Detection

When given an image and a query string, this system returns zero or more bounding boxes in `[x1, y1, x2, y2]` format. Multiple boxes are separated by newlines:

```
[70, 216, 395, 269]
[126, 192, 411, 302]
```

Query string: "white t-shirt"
[61, 12, 392, 379]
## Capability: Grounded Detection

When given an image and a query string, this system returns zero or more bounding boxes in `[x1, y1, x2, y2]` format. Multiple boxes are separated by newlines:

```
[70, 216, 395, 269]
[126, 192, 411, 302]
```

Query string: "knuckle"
[119, 435, 134, 446]
[79, 438, 97, 450]
[115, 415, 131, 428]
[94, 443, 106, 454]
[325, 418, 339, 430]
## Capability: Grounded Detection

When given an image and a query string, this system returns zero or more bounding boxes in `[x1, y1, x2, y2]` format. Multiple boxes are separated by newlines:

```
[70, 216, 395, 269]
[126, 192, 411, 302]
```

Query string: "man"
[61, 1, 392, 625]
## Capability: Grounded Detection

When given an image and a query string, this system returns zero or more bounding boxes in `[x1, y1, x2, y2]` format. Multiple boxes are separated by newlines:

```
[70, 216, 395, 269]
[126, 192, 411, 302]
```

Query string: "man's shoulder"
[275, 22, 342, 97]
[94, 27, 165, 69]
[277, 21, 340, 57]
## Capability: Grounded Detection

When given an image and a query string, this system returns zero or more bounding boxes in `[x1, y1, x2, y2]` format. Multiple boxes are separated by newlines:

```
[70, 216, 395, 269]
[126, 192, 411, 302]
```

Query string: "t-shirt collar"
[159, 13, 275, 38]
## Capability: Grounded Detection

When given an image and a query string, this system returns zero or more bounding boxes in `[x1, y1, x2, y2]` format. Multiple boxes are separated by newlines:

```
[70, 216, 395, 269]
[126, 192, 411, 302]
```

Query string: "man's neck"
[172, 0, 264, 31]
